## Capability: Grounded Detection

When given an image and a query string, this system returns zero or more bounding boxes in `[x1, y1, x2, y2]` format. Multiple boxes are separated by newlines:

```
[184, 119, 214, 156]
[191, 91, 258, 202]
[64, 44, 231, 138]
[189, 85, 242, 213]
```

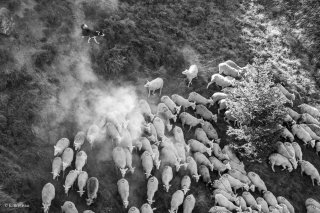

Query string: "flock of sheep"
[40, 60, 320, 213]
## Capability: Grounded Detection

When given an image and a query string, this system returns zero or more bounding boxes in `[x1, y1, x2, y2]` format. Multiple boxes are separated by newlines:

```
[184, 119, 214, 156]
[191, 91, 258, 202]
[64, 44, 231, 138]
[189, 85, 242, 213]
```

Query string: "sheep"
[299, 113, 320, 125]
[188, 92, 214, 106]
[106, 122, 122, 144]
[263, 191, 280, 208]
[222, 145, 241, 164]
[120, 127, 135, 153]
[277, 196, 295, 213]
[306, 205, 320, 213]
[300, 124, 320, 140]
[77, 171, 88, 197]
[157, 102, 177, 122]
[211, 92, 229, 105]
[86, 124, 100, 149]
[207, 74, 235, 89]
[291, 124, 315, 147]
[146, 123, 158, 144]
[306, 124, 320, 136]
[211, 188, 237, 203]
[64, 170, 79, 195]
[182, 64, 198, 87]
[299, 160, 320, 186]
[187, 139, 211, 156]
[201, 121, 220, 142]
[42, 183, 55, 213]
[298, 104, 320, 119]
[181, 175, 191, 195]
[255, 197, 269, 213]
[112, 146, 128, 177]
[277, 84, 295, 101]
[292, 142, 302, 161]
[128, 207, 140, 213]
[285, 108, 301, 121]
[136, 137, 155, 158]
[75, 151, 87, 172]
[276, 141, 294, 160]
[278, 125, 295, 142]
[174, 143, 188, 169]
[271, 86, 293, 107]
[61, 201, 78, 213]
[212, 143, 229, 161]
[214, 194, 241, 212]
[219, 62, 241, 78]
[247, 172, 267, 193]
[317, 142, 320, 155]
[141, 151, 154, 179]
[141, 203, 156, 213]
[169, 190, 185, 213]
[218, 99, 228, 114]
[222, 174, 250, 193]
[144, 77, 164, 97]
[160, 143, 181, 168]
[235, 196, 251, 212]
[172, 94, 196, 111]
[161, 95, 181, 114]
[179, 112, 204, 131]
[208, 206, 232, 213]
[219, 175, 234, 195]
[195, 104, 217, 123]
[62, 148, 74, 176]
[54, 138, 70, 156]
[151, 145, 161, 170]
[228, 169, 252, 186]
[283, 142, 298, 168]
[305, 198, 320, 209]
[73, 131, 85, 151]
[117, 178, 129, 209]
[173, 126, 190, 152]
[162, 165, 173, 192]
[209, 156, 231, 176]
[242, 191, 262, 211]
[83, 210, 95, 213]
[194, 152, 214, 171]
[86, 177, 99, 206]
[269, 206, 281, 213]
[160, 138, 181, 163]
[52, 157, 62, 180]
[225, 60, 245, 70]
[153, 117, 165, 140]
[224, 160, 246, 175]
[199, 165, 211, 184]
[124, 148, 135, 173]
[183, 194, 195, 213]
[194, 128, 214, 148]
[139, 99, 155, 121]
[186, 156, 201, 182]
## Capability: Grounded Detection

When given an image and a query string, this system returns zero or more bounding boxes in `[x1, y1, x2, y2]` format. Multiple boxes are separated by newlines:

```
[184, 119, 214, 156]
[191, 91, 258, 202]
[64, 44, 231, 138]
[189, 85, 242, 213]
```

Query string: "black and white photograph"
[0, 0, 320, 212]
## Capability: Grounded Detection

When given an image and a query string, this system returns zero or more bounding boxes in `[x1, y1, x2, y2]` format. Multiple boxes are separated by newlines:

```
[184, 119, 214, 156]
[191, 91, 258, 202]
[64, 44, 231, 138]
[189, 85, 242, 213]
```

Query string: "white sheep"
[306, 205, 320, 213]
[187, 139, 211, 156]
[62, 148, 74, 176]
[284, 142, 298, 169]
[194, 152, 214, 171]
[263, 191, 280, 208]
[161, 95, 181, 114]
[195, 104, 217, 122]
[128, 207, 140, 213]
[75, 151, 87, 172]
[292, 142, 302, 161]
[219, 62, 241, 78]
[316, 142, 320, 155]
[162, 165, 173, 192]
[291, 124, 315, 147]
[242, 191, 262, 211]
[211, 92, 229, 105]
[174, 143, 187, 169]
[157, 103, 177, 122]
[106, 122, 122, 144]
[305, 198, 320, 209]
[141, 203, 156, 213]
[182, 64, 198, 87]
[73, 131, 85, 151]
[299, 160, 320, 186]
[212, 143, 229, 161]
[183, 194, 195, 213]
[188, 92, 214, 106]
[117, 178, 129, 208]
[151, 145, 161, 170]
[54, 138, 70, 156]
[179, 112, 204, 131]
[152, 117, 165, 140]
[77, 171, 88, 197]
[218, 99, 228, 114]
[277, 84, 295, 101]
[278, 125, 294, 142]
[222, 174, 250, 193]
[124, 148, 135, 173]
[247, 172, 267, 193]
[173, 126, 189, 152]
[224, 159, 246, 175]
[300, 124, 320, 140]
[222, 145, 241, 164]
[199, 165, 211, 184]
[209, 156, 231, 176]
[194, 128, 214, 148]
[214, 194, 241, 212]
[235, 196, 251, 212]
[277, 196, 295, 213]
[181, 175, 191, 195]
[86, 177, 99, 206]
[61, 201, 78, 213]
[212, 188, 237, 203]
[160, 146, 181, 172]
[144, 77, 164, 97]
[255, 197, 269, 213]
[307, 124, 320, 136]
[208, 206, 232, 213]
[141, 151, 154, 179]
[186, 156, 201, 182]
[42, 183, 55, 213]
[298, 104, 320, 119]
[299, 113, 320, 125]
[169, 190, 184, 213]
[139, 99, 155, 122]
[285, 107, 301, 121]
[201, 121, 220, 142]
[172, 94, 196, 111]
[136, 137, 155, 158]
[52, 157, 62, 180]
[147, 176, 158, 205]
[276, 141, 293, 160]
[228, 169, 252, 186]
[219, 175, 234, 194]
[87, 124, 100, 149]
[207, 74, 235, 89]
[112, 146, 128, 177]
[120, 127, 135, 153]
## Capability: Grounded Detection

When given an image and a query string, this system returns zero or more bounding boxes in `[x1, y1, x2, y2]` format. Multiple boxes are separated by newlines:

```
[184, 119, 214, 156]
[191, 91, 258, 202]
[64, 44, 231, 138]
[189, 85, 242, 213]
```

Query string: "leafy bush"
[226, 60, 288, 158]
[32, 45, 57, 70]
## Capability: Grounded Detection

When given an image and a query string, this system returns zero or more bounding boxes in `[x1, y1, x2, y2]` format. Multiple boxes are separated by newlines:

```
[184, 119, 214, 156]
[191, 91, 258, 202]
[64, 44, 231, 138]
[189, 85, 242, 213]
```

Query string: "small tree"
[225, 58, 289, 158]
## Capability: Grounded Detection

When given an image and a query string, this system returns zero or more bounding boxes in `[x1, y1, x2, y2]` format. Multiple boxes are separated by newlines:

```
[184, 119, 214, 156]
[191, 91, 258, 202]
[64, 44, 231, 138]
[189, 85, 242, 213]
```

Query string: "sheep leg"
[312, 178, 315, 186]
[159, 87, 162, 96]
[188, 125, 192, 132]
[148, 89, 151, 98]
[271, 163, 275, 172]
[93, 37, 99, 44]
[87, 37, 92, 43]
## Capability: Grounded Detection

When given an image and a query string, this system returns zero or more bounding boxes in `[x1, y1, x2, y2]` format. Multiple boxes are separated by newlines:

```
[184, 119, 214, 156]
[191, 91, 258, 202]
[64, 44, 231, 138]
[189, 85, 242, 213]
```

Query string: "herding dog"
[81, 24, 105, 44]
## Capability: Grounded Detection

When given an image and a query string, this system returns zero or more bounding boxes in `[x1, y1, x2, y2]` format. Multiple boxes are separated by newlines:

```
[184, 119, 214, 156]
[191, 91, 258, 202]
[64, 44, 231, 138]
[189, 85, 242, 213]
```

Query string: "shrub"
[32, 45, 57, 70]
